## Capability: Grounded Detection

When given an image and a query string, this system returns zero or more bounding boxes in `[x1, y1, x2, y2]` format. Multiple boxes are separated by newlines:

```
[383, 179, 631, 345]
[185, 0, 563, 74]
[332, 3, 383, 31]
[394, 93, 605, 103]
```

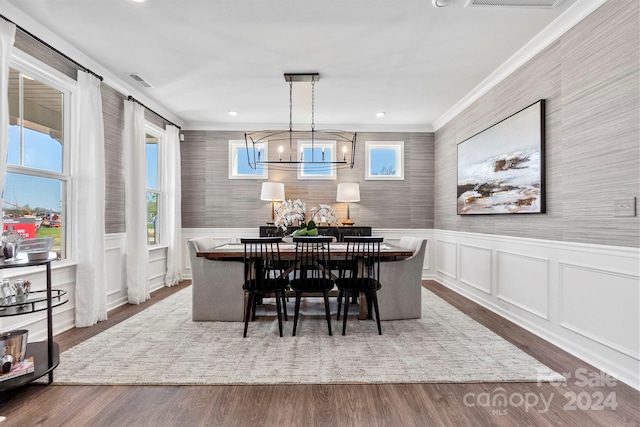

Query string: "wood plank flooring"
[0, 281, 638, 427]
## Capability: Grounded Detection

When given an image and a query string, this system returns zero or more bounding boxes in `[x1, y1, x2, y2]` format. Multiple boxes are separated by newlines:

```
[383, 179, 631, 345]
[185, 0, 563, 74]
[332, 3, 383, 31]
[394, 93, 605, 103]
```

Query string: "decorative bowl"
[0, 329, 28, 369]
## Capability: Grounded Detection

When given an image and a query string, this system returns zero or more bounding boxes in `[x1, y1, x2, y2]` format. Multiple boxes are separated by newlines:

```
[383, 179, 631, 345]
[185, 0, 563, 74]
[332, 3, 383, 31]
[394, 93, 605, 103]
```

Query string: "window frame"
[7, 50, 76, 261]
[296, 140, 337, 180]
[145, 122, 164, 247]
[228, 140, 268, 180]
[365, 141, 405, 181]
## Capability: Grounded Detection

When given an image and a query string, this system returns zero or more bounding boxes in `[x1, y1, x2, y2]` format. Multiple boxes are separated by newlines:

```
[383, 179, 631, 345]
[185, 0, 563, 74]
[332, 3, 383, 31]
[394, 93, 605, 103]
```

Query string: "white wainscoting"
[0, 233, 169, 344]
[0, 260, 77, 342]
[432, 229, 640, 390]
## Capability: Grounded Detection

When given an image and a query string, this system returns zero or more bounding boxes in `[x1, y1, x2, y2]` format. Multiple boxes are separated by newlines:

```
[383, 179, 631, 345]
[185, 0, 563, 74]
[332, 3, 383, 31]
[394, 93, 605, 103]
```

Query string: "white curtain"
[123, 100, 150, 304]
[161, 125, 183, 286]
[0, 20, 16, 226]
[74, 71, 108, 327]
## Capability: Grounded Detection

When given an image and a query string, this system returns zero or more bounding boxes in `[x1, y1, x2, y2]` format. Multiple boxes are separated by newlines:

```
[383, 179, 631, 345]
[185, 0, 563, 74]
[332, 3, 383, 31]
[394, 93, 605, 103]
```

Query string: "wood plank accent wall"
[434, 0, 639, 248]
[180, 131, 434, 229]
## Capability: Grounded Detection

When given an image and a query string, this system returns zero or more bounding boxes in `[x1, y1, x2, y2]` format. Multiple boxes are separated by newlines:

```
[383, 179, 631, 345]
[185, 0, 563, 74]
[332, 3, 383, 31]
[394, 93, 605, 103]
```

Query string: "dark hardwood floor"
[0, 280, 638, 427]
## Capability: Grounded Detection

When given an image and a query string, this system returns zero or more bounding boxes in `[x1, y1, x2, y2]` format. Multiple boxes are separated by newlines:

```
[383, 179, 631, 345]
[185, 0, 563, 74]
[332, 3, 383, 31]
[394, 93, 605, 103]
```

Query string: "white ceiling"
[4, 0, 583, 131]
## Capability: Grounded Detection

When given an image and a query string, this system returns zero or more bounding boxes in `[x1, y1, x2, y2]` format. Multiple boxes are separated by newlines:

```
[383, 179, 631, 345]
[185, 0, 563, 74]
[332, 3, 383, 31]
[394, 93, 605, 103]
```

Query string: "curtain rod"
[127, 96, 182, 130]
[1, 14, 103, 82]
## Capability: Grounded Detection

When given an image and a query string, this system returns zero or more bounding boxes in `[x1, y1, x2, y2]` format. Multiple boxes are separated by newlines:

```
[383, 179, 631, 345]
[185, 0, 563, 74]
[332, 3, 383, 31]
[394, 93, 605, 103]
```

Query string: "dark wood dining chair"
[240, 237, 289, 337]
[289, 236, 335, 336]
[335, 236, 384, 335]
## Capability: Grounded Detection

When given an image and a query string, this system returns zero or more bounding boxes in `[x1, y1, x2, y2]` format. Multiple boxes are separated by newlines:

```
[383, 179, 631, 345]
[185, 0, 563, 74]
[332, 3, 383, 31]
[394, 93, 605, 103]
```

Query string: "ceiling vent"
[465, 0, 564, 8]
[129, 73, 154, 88]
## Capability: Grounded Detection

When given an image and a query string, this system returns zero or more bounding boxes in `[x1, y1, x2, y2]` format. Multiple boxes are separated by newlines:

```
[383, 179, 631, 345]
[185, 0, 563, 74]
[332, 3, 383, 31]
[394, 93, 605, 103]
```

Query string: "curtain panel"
[74, 71, 108, 326]
[0, 20, 16, 230]
[123, 100, 150, 304]
[162, 125, 183, 286]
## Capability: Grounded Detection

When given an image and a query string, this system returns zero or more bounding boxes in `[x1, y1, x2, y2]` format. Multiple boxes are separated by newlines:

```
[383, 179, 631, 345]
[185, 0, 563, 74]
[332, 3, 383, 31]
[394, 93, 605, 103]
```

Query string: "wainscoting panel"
[459, 243, 492, 294]
[559, 262, 639, 359]
[496, 250, 550, 320]
[435, 240, 457, 280]
[105, 233, 127, 309]
[433, 229, 640, 390]
[149, 246, 168, 292]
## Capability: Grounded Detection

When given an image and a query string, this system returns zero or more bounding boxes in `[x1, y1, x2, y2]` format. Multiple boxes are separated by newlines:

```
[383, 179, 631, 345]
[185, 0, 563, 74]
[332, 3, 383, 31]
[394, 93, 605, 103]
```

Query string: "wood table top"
[197, 242, 414, 260]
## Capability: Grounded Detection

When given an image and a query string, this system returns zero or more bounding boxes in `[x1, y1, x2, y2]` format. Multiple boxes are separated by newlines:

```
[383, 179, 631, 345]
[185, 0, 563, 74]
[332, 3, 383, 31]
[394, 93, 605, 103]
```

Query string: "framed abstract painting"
[457, 99, 545, 215]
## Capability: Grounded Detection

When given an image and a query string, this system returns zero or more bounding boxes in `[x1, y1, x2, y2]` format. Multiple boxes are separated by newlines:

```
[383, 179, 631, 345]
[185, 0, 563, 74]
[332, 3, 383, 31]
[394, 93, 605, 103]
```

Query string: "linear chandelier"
[245, 73, 357, 171]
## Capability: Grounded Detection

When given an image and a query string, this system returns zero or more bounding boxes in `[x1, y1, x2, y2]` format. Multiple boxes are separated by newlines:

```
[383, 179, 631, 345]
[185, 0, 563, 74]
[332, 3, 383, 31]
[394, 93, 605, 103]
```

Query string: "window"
[5, 64, 71, 259]
[365, 141, 404, 180]
[145, 125, 163, 245]
[229, 140, 267, 179]
[297, 140, 336, 180]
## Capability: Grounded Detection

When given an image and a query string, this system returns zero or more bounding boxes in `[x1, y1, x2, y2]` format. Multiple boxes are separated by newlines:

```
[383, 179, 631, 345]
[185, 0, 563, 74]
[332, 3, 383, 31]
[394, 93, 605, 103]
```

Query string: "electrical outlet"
[614, 197, 636, 217]
[498, 300, 510, 311]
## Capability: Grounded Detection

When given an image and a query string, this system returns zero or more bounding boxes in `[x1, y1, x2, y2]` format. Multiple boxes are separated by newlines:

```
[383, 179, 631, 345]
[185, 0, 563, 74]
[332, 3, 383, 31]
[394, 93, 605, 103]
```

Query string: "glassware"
[1, 279, 12, 305]
[1, 226, 25, 262]
[15, 279, 27, 304]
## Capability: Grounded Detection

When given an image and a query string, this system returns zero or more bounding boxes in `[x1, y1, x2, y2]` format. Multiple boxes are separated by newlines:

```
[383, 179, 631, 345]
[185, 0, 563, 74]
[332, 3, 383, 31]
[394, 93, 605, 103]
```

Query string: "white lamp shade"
[336, 183, 360, 202]
[260, 182, 285, 201]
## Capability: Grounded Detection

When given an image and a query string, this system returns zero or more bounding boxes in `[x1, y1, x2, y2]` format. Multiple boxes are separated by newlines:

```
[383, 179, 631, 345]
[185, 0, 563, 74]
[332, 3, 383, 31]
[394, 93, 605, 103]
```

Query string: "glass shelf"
[0, 290, 68, 317]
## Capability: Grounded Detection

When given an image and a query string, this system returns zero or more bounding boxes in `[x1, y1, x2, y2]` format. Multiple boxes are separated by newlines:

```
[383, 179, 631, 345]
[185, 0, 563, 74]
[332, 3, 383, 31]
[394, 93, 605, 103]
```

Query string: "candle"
[279, 146, 283, 161]
[342, 146, 347, 161]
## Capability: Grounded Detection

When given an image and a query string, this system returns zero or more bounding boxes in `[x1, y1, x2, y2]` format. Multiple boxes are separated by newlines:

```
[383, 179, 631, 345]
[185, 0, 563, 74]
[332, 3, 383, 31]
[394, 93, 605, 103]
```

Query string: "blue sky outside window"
[237, 147, 265, 175]
[370, 148, 397, 176]
[302, 147, 332, 176]
[146, 142, 158, 189]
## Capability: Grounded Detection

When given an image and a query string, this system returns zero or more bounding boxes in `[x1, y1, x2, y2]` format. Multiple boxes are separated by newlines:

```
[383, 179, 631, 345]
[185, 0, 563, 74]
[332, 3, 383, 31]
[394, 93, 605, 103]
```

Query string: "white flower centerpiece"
[274, 201, 339, 238]
[310, 204, 338, 226]
[274, 199, 306, 232]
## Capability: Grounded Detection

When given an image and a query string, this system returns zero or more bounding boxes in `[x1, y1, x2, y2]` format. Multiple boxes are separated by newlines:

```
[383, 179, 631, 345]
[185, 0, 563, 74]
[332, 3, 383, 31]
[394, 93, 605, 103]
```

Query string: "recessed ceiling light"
[228, 110, 238, 116]
[376, 112, 385, 118]
[131, 0, 145, 3]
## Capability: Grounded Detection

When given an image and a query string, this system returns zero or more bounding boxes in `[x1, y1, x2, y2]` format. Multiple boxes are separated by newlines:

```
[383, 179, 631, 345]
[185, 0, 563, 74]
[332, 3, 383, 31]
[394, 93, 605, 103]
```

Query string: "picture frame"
[457, 99, 545, 215]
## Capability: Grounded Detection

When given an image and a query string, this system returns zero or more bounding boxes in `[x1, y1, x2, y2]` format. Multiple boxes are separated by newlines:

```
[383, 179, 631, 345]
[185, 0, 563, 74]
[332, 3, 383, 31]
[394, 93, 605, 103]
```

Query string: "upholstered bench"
[187, 237, 244, 321]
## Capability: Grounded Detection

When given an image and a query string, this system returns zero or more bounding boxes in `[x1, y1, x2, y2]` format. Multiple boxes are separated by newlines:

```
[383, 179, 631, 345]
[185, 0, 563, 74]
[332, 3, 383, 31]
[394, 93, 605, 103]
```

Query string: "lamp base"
[341, 219, 355, 226]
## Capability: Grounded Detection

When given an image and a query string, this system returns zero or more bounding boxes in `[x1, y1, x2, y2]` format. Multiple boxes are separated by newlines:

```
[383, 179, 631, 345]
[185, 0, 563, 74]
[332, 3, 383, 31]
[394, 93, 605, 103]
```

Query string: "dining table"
[196, 241, 414, 261]
[196, 241, 415, 320]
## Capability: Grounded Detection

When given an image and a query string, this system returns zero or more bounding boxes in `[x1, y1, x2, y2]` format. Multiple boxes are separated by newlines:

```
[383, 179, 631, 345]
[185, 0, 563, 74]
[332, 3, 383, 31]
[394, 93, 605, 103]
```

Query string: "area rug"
[53, 287, 564, 385]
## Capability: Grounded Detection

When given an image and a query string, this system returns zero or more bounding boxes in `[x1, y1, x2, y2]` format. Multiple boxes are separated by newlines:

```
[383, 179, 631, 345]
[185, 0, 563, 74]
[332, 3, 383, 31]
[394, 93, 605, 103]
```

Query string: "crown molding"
[432, 0, 608, 131]
[183, 122, 434, 133]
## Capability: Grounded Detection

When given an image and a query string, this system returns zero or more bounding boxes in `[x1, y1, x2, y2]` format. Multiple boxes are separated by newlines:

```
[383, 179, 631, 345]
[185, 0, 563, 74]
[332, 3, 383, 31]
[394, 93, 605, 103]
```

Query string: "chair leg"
[275, 291, 283, 337]
[323, 291, 332, 336]
[342, 291, 350, 336]
[293, 291, 302, 336]
[281, 291, 288, 321]
[243, 293, 253, 338]
[252, 294, 258, 321]
[371, 292, 382, 335]
[336, 289, 343, 320]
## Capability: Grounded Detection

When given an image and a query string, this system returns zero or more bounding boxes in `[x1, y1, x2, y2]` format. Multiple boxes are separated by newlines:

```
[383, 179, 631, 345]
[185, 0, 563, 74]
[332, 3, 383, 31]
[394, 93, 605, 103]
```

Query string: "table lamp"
[336, 182, 360, 226]
[261, 182, 285, 222]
